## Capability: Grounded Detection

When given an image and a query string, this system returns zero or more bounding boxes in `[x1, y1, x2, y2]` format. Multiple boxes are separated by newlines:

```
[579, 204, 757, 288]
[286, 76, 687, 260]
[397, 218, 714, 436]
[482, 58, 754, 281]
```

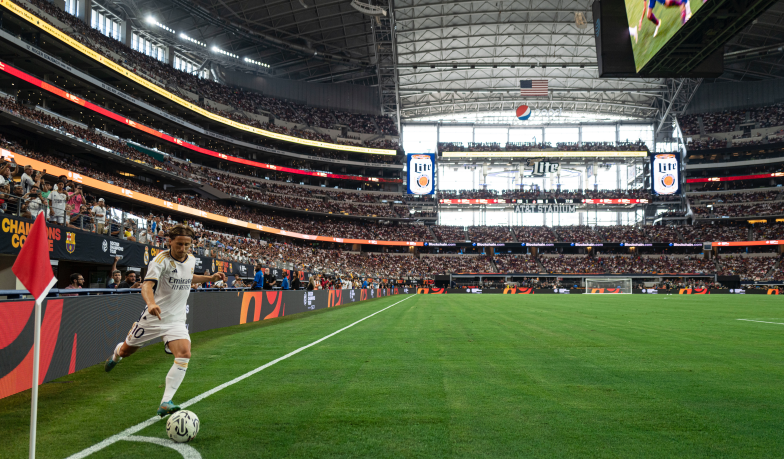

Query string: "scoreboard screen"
[625, 0, 707, 72]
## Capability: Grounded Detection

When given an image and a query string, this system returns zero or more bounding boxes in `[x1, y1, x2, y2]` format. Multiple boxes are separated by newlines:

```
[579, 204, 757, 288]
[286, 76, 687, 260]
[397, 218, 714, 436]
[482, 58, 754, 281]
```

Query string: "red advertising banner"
[439, 198, 649, 204]
[687, 172, 784, 183]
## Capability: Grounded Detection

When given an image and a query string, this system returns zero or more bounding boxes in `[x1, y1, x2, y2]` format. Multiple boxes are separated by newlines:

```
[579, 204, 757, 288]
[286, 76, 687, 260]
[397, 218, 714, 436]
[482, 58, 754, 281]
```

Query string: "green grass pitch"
[625, 0, 706, 71]
[1, 293, 784, 458]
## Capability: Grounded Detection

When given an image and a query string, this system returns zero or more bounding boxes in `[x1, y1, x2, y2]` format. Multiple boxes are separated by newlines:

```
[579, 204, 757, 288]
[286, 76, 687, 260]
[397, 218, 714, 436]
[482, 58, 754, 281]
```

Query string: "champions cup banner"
[0, 288, 400, 400]
[0, 0, 396, 156]
[651, 152, 682, 196]
[0, 214, 265, 277]
[0, 61, 399, 184]
[407, 154, 436, 195]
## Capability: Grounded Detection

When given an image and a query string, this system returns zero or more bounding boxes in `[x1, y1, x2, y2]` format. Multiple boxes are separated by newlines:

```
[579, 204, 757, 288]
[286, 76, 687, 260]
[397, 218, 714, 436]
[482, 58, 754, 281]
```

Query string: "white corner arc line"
[123, 436, 202, 459]
[66, 294, 415, 459]
[737, 319, 784, 325]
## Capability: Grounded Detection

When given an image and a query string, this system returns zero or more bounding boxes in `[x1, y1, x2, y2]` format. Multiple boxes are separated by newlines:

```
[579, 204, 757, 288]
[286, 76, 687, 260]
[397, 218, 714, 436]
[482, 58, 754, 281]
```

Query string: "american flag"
[520, 80, 548, 96]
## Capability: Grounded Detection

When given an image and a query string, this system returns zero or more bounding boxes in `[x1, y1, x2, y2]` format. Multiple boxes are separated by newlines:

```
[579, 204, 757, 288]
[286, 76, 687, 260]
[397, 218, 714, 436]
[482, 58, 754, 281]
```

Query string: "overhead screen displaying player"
[625, 0, 707, 71]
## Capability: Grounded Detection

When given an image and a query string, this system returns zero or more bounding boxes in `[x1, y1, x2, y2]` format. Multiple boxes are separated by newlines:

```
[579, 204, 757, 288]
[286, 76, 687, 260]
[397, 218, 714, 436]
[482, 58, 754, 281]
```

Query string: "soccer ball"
[166, 410, 200, 443]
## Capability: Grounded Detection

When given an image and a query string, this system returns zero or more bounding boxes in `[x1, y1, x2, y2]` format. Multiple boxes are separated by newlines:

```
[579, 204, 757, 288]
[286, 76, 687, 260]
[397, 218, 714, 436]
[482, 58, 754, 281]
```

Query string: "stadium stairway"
[198, 183, 234, 200]
[535, 256, 547, 273]
[776, 189, 784, 201]
[509, 228, 519, 243]
[427, 225, 439, 242]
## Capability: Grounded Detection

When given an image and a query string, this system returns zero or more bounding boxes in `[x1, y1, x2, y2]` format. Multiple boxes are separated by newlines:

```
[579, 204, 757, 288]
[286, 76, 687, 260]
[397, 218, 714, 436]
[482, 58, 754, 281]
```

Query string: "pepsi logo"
[515, 105, 531, 120]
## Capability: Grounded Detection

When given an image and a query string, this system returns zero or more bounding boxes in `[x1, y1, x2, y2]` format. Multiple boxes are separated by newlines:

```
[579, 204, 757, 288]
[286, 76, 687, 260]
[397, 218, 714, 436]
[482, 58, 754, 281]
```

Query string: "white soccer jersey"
[143, 250, 196, 324]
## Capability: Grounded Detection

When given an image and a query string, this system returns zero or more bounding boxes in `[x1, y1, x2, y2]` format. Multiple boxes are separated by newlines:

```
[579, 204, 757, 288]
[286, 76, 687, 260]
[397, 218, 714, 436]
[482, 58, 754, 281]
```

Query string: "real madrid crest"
[144, 247, 150, 265]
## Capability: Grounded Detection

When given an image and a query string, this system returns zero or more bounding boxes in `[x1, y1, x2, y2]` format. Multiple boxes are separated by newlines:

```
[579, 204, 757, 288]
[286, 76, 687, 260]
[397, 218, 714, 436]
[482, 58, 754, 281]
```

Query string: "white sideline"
[737, 319, 784, 325]
[66, 294, 415, 459]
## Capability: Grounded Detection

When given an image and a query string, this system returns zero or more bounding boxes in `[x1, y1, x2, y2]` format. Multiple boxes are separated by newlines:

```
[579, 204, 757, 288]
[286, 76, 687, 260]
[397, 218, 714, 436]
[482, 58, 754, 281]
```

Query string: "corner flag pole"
[12, 213, 57, 459]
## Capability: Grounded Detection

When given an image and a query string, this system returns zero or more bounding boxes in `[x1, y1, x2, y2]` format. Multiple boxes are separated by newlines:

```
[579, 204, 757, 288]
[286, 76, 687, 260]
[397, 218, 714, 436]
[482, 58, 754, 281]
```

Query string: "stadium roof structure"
[103, 0, 784, 128]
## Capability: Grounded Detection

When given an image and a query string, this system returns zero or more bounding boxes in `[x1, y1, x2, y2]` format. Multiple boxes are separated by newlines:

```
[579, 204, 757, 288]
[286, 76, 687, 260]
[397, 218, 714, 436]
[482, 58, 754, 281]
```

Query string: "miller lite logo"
[408, 154, 434, 195]
[653, 153, 679, 195]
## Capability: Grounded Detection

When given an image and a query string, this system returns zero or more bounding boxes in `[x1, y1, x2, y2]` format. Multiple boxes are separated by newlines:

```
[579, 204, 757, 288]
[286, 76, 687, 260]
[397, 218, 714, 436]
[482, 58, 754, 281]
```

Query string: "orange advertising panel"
[0, 149, 423, 247]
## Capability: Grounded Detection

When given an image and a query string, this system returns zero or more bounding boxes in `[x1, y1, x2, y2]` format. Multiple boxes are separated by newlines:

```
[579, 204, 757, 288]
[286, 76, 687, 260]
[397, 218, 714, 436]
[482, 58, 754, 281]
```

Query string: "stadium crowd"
[437, 141, 649, 153]
[692, 203, 784, 218]
[678, 102, 784, 136]
[21, 0, 400, 142]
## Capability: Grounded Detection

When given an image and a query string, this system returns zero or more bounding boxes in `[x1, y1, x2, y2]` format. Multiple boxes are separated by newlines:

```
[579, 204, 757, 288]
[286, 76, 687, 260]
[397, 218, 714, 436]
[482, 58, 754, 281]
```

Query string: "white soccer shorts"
[125, 319, 190, 348]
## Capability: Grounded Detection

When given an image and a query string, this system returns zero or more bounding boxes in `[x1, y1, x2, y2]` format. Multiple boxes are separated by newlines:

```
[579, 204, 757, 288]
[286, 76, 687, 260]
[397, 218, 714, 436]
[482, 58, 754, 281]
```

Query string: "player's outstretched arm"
[141, 280, 162, 320]
[192, 272, 226, 284]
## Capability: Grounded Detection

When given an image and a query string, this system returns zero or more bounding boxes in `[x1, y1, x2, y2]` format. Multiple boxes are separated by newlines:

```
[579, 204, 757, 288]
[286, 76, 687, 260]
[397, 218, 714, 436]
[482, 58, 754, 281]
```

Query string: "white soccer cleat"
[629, 26, 639, 43]
[653, 23, 661, 37]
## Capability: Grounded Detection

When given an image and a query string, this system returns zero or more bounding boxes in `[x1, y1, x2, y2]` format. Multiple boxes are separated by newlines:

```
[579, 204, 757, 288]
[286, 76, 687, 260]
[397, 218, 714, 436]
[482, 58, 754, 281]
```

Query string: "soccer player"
[104, 224, 226, 417]
[640, 0, 691, 37]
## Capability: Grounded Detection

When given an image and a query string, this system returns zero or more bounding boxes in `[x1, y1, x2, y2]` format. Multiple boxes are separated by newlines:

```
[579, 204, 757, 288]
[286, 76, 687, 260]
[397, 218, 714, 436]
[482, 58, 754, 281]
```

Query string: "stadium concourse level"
[535, 254, 781, 281]
[687, 191, 784, 219]
[17, 0, 400, 147]
[678, 101, 784, 151]
[437, 140, 648, 153]
[0, 95, 403, 197]
[0, 95, 430, 218]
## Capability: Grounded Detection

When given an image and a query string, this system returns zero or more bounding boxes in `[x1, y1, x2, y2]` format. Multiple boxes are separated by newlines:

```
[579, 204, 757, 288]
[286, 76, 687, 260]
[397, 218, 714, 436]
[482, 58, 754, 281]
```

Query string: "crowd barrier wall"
[0, 288, 399, 400]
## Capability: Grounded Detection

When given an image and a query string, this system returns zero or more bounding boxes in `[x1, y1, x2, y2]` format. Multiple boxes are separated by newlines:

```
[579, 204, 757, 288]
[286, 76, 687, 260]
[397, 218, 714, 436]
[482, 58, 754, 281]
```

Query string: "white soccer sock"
[161, 358, 189, 404]
[112, 342, 123, 362]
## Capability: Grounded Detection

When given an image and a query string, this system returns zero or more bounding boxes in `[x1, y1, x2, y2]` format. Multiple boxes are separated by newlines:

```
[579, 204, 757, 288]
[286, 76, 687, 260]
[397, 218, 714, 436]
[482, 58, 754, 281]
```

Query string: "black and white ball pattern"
[166, 410, 200, 443]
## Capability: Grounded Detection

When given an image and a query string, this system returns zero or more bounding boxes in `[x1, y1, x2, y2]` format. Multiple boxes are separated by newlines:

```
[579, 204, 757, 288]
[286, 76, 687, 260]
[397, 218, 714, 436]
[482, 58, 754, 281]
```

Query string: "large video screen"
[625, 0, 707, 71]
[651, 152, 682, 196]
[407, 154, 435, 195]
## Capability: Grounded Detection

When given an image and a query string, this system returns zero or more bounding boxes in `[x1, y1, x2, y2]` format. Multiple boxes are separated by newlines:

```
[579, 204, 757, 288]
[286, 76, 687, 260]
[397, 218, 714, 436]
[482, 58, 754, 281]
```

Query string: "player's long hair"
[168, 224, 196, 240]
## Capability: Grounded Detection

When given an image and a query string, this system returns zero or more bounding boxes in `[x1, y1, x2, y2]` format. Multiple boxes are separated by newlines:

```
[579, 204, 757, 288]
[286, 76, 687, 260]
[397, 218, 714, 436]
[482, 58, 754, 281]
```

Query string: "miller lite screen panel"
[651, 152, 681, 196]
[407, 154, 435, 195]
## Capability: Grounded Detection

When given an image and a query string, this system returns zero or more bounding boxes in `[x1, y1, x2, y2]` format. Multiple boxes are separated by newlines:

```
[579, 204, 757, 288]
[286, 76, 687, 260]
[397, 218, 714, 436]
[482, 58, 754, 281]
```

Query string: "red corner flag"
[13, 213, 56, 304]
[12, 213, 57, 459]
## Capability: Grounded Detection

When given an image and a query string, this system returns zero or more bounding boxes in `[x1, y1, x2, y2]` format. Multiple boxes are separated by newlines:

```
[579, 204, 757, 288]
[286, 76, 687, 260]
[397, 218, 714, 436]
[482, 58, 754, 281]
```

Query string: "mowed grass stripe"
[2, 295, 784, 458]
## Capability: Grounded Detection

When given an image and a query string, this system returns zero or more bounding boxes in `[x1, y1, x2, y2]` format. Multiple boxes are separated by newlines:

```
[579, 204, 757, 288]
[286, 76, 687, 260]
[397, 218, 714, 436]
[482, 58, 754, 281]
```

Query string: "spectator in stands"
[65, 272, 84, 291]
[232, 277, 246, 288]
[307, 276, 317, 291]
[117, 271, 142, 289]
[20, 165, 38, 194]
[47, 184, 66, 223]
[107, 270, 122, 288]
[291, 271, 301, 290]
[92, 198, 107, 235]
[23, 185, 47, 218]
[68, 185, 85, 221]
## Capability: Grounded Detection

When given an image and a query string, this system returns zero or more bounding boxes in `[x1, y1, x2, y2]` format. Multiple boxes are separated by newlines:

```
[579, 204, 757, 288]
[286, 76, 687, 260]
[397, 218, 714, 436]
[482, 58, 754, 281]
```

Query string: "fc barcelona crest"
[65, 232, 76, 254]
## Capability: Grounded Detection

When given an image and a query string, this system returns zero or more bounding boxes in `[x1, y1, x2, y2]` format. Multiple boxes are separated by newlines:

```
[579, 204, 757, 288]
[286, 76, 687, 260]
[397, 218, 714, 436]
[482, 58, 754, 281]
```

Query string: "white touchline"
[737, 319, 784, 325]
[66, 294, 415, 459]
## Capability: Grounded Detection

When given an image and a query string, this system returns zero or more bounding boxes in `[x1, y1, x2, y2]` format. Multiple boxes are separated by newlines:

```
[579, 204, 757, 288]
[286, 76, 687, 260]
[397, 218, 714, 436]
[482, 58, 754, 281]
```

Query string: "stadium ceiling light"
[213, 47, 238, 58]
[181, 33, 207, 47]
[244, 57, 270, 68]
[147, 16, 174, 33]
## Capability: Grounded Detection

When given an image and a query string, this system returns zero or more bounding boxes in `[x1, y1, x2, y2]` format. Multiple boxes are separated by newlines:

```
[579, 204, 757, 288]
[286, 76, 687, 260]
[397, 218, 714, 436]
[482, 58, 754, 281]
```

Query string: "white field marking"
[123, 436, 202, 459]
[737, 319, 784, 325]
[66, 295, 415, 459]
